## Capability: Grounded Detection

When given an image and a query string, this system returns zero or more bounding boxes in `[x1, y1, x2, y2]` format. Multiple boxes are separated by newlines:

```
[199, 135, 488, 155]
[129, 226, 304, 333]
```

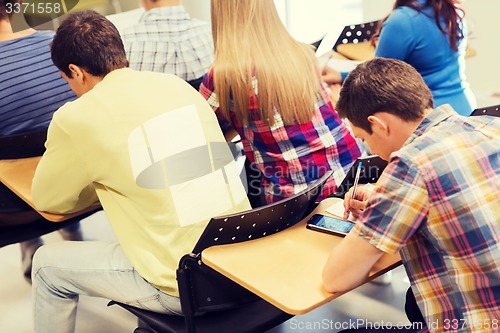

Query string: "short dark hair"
[336, 58, 434, 134]
[51, 10, 128, 78]
[0, 0, 17, 20]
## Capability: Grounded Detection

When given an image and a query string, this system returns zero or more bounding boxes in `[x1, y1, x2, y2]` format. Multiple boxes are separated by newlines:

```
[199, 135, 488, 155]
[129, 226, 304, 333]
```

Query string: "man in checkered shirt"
[323, 58, 499, 333]
[122, 0, 213, 85]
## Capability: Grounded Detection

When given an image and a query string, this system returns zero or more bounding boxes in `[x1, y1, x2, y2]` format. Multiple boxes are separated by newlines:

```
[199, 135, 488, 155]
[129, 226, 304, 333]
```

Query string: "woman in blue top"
[323, 0, 476, 116]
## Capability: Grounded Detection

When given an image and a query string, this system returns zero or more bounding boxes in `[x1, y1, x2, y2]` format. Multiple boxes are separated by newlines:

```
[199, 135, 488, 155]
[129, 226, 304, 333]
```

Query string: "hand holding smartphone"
[306, 214, 355, 237]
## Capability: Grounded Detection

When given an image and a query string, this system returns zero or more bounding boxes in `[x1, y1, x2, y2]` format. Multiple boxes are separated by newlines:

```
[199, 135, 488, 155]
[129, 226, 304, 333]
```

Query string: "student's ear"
[68, 64, 85, 82]
[367, 115, 389, 137]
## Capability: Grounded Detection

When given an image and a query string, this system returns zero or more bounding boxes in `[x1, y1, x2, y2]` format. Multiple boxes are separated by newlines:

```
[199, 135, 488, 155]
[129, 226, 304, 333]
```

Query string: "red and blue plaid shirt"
[356, 105, 500, 332]
[200, 71, 361, 203]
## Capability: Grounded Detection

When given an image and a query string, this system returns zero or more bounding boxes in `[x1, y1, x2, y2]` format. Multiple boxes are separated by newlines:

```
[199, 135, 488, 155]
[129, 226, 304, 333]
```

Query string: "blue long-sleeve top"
[374, 0, 476, 115]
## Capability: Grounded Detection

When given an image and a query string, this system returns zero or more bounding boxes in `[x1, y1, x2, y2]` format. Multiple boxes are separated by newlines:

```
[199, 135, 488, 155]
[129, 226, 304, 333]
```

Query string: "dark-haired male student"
[31, 10, 249, 333]
[323, 58, 499, 333]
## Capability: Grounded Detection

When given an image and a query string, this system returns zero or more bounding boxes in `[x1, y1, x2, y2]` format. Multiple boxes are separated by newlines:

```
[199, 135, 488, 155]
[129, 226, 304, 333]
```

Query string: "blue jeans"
[32, 241, 182, 333]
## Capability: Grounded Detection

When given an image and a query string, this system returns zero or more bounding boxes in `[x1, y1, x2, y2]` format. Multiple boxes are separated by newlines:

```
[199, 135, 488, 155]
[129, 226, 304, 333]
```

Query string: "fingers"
[353, 186, 370, 201]
[343, 186, 370, 220]
[349, 199, 366, 211]
[321, 66, 333, 75]
[343, 197, 365, 220]
[343, 209, 350, 221]
[321, 67, 341, 84]
[349, 201, 365, 219]
[343, 191, 352, 214]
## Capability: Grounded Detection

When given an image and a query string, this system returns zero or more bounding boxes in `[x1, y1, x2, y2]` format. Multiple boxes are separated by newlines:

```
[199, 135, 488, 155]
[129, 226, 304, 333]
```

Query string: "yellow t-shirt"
[32, 68, 250, 296]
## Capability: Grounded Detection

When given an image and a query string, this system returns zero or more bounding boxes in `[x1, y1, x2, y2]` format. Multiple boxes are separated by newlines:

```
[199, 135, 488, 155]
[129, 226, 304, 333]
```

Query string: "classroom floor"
[0, 211, 411, 333]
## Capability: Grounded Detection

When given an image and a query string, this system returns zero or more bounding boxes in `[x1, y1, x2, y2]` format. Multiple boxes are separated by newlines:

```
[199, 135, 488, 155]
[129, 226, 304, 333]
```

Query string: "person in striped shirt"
[323, 58, 499, 333]
[0, 0, 82, 282]
[200, 0, 362, 205]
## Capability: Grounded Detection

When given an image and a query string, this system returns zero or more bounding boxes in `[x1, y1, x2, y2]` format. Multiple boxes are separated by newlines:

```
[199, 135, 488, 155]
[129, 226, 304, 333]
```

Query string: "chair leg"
[184, 314, 196, 333]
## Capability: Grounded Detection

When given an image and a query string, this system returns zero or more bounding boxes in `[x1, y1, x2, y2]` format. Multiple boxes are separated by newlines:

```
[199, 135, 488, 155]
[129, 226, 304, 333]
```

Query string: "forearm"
[322, 229, 384, 293]
[32, 171, 97, 214]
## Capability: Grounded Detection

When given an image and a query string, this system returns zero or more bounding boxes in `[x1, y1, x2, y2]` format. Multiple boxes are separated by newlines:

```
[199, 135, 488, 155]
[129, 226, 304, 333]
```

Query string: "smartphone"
[306, 214, 355, 237]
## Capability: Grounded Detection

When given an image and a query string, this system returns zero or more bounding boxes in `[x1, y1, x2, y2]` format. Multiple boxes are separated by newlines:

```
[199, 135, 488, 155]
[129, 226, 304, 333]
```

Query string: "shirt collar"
[404, 104, 457, 147]
[140, 5, 190, 22]
[101, 67, 132, 82]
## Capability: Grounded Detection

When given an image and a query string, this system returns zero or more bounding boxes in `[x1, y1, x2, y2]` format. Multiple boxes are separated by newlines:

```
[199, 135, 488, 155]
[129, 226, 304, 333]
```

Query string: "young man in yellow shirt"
[31, 10, 249, 333]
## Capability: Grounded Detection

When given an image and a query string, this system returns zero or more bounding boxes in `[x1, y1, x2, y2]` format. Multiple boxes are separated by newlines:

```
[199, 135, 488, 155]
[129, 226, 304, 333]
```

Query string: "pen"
[324, 52, 334, 69]
[345, 161, 362, 217]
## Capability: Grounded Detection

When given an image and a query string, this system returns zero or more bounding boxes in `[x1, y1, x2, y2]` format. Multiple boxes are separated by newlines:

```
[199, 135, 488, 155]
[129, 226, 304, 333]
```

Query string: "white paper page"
[325, 200, 356, 221]
[315, 23, 345, 57]
[318, 55, 363, 72]
[325, 183, 376, 221]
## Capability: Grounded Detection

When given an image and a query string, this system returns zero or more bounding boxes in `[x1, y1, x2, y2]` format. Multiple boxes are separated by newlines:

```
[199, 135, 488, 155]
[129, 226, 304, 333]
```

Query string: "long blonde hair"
[210, 0, 322, 126]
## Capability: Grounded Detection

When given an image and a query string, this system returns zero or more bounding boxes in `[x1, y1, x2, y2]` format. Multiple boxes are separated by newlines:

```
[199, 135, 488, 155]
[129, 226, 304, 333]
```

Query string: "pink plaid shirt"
[200, 71, 361, 203]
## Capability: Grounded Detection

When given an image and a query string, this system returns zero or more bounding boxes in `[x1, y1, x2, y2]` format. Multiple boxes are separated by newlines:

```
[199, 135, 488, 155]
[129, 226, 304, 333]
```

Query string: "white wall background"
[275, 0, 363, 43]
[180, 0, 362, 43]
[460, 0, 500, 97]
[181, 0, 210, 21]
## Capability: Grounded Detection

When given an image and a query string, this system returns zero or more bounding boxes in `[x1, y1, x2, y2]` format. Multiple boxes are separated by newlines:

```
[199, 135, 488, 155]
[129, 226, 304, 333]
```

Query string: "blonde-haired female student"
[200, 0, 361, 204]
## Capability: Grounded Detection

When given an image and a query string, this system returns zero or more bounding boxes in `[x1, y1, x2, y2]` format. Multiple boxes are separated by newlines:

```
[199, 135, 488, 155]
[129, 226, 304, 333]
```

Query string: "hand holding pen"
[343, 162, 366, 220]
[321, 52, 342, 85]
[321, 65, 342, 85]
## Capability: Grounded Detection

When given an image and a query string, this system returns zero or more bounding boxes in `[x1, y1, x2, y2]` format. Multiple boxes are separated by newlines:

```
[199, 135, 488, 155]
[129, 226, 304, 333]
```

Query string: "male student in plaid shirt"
[323, 58, 499, 333]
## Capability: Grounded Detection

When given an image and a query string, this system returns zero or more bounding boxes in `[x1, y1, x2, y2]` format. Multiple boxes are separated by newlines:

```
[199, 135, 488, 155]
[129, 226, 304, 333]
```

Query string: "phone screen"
[306, 214, 355, 236]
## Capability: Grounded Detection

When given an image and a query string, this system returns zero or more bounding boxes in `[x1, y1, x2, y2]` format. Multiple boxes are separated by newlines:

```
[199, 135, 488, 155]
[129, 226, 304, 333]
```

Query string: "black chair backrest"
[187, 76, 204, 90]
[0, 129, 47, 159]
[331, 155, 387, 199]
[470, 104, 500, 117]
[192, 170, 332, 253]
[0, 129, 47, 213]
[177, 171, 333, 317]
[310, 36, 324, 50]
[0, 182, 33, 214]
[333, 20, 380, 51]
